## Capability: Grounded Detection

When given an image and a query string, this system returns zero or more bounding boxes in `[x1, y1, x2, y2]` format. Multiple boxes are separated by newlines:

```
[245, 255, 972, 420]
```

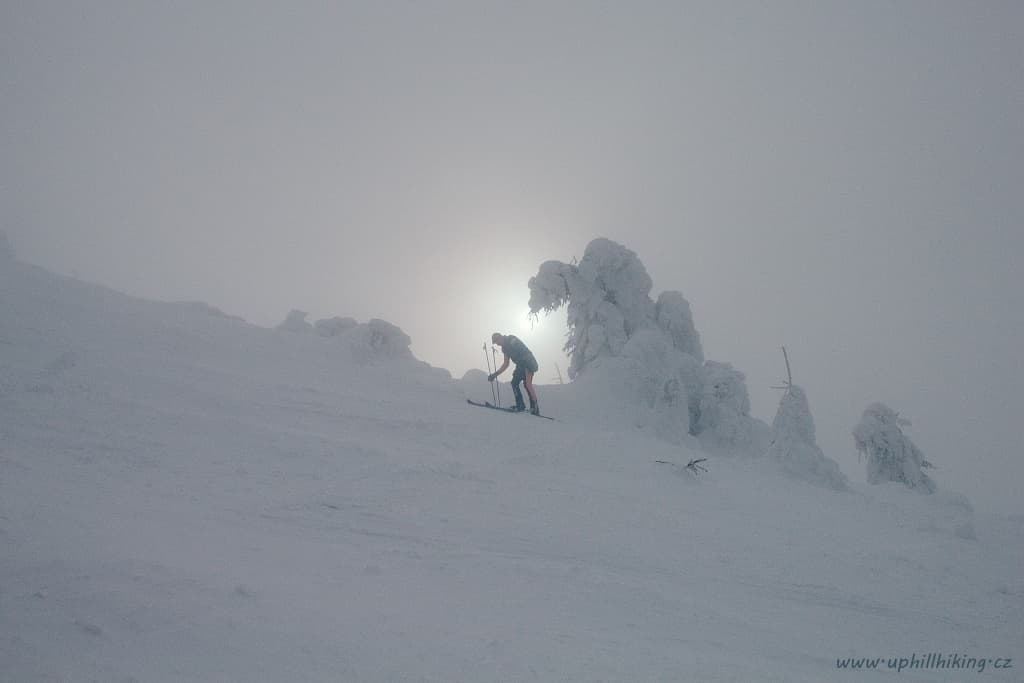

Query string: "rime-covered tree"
[276, 311, 413, 362]
[654, 291, 703, 364]
[768, 385, 847, 490]
[528, 238, 766, 446]
[529, 239, 700, 433]
[529, 238, 703, 377]
[693, 361, 769, 453]
[277, 309, 313, 333]
[853, 403, 936, 493]
[528, 239, 656, 377]
[347, 318, 413, 361]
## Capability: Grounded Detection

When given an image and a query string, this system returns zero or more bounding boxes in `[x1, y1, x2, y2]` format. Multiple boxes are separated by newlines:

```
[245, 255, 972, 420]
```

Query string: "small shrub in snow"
[853, 403, 936, 493]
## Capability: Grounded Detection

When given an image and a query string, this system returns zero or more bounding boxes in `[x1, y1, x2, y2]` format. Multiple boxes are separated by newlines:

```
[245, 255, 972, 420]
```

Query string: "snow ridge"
[1, 258, 1018, 682]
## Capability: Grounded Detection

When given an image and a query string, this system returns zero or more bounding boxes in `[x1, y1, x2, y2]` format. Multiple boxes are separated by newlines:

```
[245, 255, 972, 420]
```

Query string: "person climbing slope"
[488, 332, 540, 415]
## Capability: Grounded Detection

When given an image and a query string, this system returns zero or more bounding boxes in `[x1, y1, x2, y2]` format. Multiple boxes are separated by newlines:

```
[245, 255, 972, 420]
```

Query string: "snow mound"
[460, 368, 492, 396]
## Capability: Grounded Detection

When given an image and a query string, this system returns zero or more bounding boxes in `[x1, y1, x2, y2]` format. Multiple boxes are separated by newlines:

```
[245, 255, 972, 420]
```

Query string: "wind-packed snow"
[2, 257, 1022, 682]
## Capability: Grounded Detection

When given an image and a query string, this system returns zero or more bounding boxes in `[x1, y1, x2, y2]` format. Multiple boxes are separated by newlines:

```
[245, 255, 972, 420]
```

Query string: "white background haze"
[2, 1, 1022, 513]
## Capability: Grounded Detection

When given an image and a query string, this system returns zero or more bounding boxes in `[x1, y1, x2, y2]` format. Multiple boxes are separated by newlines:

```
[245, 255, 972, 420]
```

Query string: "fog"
[3, 2, 1021, 513]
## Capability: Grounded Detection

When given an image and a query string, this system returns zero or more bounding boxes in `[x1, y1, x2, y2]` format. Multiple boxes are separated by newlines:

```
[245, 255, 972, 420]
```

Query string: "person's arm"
[488, 354, 510, 380]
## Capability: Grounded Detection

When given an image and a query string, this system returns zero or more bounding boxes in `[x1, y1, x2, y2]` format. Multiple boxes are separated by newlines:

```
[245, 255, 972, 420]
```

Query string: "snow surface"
[2, 258, 1022, 682]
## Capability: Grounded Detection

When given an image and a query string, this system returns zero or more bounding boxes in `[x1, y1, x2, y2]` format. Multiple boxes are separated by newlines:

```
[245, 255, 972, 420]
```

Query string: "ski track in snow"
[1, 260, 1022, 682]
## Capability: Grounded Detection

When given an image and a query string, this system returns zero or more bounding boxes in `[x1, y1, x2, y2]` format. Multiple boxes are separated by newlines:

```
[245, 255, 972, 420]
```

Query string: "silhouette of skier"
[488, 332, 540, 415]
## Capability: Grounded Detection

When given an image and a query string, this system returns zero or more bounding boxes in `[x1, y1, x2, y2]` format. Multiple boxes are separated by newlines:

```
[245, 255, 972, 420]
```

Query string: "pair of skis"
[466, 398, 555, 421]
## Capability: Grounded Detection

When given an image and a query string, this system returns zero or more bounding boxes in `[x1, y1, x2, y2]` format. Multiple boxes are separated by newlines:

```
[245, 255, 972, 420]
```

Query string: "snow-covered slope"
[2, 259, 1021, 682]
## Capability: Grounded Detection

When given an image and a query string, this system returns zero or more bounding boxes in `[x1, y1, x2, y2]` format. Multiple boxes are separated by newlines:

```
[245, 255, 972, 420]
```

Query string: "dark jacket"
[501, 335, 538, 372]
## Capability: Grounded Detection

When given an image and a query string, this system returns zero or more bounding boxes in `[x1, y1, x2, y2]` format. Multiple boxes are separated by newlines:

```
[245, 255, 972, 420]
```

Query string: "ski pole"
[483, 343, 497, 404]
[491, 345, 501, 407]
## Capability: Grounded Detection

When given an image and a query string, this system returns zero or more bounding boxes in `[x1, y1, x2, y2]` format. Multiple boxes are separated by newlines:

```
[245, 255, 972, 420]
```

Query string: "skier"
[488, 332, 540, 415]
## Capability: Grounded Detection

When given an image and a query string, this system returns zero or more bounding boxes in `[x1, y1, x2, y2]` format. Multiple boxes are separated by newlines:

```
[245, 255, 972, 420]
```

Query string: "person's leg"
[524, 370, 538, 413]
[511, 365, 526, 410]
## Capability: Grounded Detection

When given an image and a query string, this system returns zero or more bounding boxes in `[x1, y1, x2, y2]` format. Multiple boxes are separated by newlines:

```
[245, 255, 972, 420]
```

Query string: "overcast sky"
[3, 1, 1022, 513]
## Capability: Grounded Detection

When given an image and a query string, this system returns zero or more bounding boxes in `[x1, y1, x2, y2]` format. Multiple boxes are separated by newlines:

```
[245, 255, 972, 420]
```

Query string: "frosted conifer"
[853, 403, 936, 493]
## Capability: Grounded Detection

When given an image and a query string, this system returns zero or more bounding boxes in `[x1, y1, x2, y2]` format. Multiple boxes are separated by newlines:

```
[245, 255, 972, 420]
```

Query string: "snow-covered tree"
[853, 403, 936, 493]
[529, 239, 662, 377]
[277, 308, 415, 364]
[768, 385, 847, 489]
[528, 237, 766, 444]
[619, 329, 697, 440]
[654, 291, 703, 364]
[693, 361, 769, 454]
[276, 309, 313, 333]
[346, 318, 413, 361]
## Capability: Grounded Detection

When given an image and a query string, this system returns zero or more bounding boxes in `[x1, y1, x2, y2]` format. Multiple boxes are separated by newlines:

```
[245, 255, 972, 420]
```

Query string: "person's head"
[491, 332, 503, 345]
